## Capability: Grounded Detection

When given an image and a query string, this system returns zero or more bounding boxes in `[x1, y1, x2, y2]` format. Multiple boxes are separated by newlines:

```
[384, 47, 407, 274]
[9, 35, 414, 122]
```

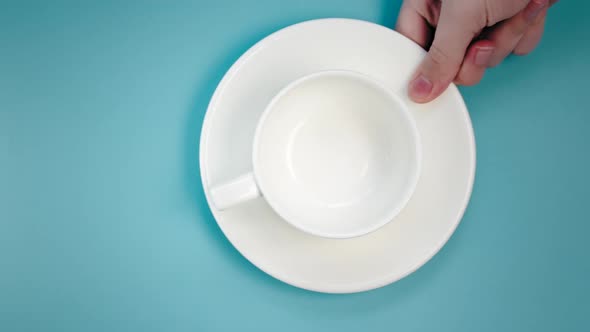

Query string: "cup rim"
[251, 69, 422, 238]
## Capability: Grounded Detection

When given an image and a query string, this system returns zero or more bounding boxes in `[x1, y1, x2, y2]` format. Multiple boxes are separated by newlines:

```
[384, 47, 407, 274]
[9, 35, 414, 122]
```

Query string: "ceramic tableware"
[210, 70, 421, 239]
[200, 18, 476, 293]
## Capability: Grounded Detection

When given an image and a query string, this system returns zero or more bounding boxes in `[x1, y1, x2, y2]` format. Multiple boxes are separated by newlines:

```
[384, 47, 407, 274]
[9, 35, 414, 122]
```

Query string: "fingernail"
[525, 0, 548, 23]
[409, 75, 433, 100]
[474, 47, 495, 66]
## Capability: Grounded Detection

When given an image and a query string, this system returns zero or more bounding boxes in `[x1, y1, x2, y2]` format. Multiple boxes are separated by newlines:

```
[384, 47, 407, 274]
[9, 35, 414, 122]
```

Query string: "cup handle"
[210, 172, 261, 210]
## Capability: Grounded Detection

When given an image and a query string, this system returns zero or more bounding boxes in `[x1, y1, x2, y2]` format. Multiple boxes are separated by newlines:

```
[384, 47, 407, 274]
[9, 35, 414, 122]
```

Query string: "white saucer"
[200, 18, 476, 293]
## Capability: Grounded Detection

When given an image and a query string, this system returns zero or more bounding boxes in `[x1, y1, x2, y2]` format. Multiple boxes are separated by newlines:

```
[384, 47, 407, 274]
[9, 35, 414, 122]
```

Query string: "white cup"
[210, 70, 421, 238]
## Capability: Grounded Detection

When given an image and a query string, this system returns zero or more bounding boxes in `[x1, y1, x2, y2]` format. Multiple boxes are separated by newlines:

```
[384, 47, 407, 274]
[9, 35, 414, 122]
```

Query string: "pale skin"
[396, 0, 558, 103]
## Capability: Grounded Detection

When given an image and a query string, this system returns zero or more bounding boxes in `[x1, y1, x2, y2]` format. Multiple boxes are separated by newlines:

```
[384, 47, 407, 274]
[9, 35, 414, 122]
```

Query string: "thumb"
[408, 3, 482, 103]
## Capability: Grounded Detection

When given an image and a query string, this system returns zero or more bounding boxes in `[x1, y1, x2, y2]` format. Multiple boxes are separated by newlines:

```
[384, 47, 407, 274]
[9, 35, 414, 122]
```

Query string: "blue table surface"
[1, 1, 588, 331]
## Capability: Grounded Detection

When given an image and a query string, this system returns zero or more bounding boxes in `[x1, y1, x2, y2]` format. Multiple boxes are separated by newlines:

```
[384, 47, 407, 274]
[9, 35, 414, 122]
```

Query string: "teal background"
[1, 0, 588, 331]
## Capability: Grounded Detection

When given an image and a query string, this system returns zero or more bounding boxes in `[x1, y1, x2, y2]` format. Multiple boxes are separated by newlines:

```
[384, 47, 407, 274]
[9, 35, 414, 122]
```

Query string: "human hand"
[396, 0, 556, 103]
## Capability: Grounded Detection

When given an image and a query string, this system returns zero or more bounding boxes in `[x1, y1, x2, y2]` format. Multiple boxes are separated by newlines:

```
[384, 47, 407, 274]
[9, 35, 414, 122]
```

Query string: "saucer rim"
[200, 18, 476, 293]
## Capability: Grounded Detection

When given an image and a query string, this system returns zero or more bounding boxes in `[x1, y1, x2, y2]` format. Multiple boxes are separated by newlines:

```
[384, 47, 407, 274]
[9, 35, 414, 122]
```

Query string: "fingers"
[454, 40, 495, 86]
[513, 0, 557, 55]
[486, 0, 549, 67]
[395, 1, 433, 49]
[408, 2, 482, 103]
[514, 16, 546, 55]
[402, 0, 554, 101]
[483, 0, 530, 25]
